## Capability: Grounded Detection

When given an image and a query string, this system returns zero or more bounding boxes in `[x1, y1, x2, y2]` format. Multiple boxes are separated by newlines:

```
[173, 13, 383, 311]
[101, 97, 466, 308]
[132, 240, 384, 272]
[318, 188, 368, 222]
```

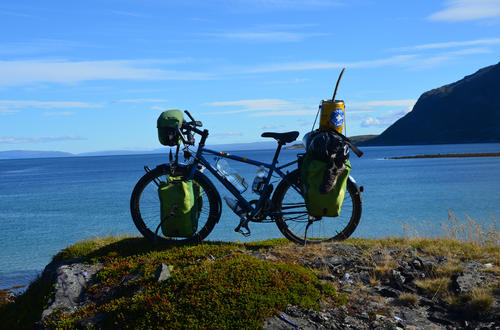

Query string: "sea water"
[1, 143, 499, 290]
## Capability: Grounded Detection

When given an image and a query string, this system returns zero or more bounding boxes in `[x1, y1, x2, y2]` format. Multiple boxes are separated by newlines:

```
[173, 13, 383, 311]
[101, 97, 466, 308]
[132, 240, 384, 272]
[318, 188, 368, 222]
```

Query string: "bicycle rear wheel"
[272, 169, 362, 244]
[130, 165, 221, 244]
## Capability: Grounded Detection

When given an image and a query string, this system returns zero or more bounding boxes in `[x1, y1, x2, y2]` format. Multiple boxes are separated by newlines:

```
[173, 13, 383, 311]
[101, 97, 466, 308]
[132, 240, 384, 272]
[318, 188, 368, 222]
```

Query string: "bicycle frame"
[183, 143, 297, 220]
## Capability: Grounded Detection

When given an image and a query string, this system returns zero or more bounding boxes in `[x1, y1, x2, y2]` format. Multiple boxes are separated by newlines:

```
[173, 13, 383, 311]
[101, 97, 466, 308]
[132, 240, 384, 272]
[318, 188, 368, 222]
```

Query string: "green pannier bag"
[157, 110, 183, 146]
[301, 155, 351, 217]
[158, 177, 203, 237]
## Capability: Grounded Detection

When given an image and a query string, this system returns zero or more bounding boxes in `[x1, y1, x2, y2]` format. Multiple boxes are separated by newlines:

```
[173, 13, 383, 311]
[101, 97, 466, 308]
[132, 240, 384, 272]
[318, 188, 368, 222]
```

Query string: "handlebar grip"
[349, 143, 363, 157]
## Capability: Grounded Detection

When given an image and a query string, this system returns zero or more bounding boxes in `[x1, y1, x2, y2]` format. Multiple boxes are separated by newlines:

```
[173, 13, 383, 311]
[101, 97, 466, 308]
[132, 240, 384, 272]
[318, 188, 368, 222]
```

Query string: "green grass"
[1, 237, 341, 329]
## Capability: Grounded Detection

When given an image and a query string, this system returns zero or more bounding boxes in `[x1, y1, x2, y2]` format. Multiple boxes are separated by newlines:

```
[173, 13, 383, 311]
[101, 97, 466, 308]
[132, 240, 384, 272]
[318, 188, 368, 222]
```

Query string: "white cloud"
[118, 98, 168, 103]
[260, 124, 278, 129]
[0, 100, 100, 109]
[211, 132, 243, 137]
[395, 38, 500, 51]
[0, 136, 85, 144]
[111, 10, 148, 18]
[445, 47, 492, 55]
[361, 109, 411, 128]
[0, 60, 211, 86]
[206, 31, 327, 42]
[428, 0, 500, 21]
[348, 99, 416, 114]
[241, 0, 342, 9]
[151, 105, 169, 111]
[251, 110, 316, 116]
[351, 100, 417, 108]
[208, 98, 317, 116]
[208, 99, 294, 113]
[43, 112, 75, 116]
[0, 39, 87, 56]
[361, 117, 384, 127]
[0, 108, 19, 115]
[244, 55, 416, 73]
[264, 78, 310, 84]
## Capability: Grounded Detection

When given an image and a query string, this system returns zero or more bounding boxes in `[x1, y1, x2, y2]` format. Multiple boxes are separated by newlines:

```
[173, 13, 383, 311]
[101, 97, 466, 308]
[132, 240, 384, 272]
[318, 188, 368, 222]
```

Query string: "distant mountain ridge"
[0, 141, 279, 160]
[0, 150, 74, 160]
[362, 62, 500, 146]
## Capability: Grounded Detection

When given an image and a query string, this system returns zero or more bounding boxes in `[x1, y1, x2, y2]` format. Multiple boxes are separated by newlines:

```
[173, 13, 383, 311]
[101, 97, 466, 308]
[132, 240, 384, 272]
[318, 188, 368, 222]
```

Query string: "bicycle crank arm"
[234, 218, 251, 237]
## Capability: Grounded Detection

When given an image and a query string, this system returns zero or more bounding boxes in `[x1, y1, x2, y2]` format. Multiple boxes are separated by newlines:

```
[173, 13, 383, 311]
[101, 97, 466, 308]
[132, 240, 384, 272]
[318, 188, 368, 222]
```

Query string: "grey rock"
[416, 257, 437, 272]
[325, 255, 345, 266]
[41, 262, 103, 320]
[392, 269, 406, 288]
[154, 263, 172, 282]
[451, 261, 484, 294]
[359, 271, 371, 285]
[377, 286, 400, 298]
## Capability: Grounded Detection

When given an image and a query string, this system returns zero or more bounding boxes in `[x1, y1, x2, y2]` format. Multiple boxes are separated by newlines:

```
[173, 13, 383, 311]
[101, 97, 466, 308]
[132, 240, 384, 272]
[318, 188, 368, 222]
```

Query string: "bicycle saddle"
[261, 131, 299, 144]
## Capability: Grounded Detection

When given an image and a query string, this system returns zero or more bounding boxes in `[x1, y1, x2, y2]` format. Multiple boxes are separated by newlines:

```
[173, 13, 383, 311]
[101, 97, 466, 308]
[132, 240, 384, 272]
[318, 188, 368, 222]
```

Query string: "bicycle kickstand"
[303, 217, 314, 246]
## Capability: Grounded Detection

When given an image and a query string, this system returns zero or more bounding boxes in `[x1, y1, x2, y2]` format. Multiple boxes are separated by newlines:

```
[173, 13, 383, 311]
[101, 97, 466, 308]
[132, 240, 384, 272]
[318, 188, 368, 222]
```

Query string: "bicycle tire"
[272, 169, 361, 244]
[130, 164, 221, 244]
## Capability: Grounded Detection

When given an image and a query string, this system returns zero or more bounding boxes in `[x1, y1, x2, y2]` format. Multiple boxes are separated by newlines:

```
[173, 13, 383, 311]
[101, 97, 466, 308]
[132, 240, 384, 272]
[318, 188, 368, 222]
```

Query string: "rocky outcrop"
[36, 243, 499, 329]
[260, 244, 500, 329]
[40, 259, 103, 321]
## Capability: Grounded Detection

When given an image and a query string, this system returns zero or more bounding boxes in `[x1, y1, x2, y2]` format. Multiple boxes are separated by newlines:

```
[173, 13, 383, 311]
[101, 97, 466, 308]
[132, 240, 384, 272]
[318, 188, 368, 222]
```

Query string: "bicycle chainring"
[248, 199, 273, 222]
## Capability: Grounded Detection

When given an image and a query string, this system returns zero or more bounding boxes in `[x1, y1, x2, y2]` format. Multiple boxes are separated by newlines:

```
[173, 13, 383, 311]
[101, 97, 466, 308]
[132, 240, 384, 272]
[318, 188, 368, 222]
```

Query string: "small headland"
[388, 152, 500, 160]
[1, 231, 499, 329]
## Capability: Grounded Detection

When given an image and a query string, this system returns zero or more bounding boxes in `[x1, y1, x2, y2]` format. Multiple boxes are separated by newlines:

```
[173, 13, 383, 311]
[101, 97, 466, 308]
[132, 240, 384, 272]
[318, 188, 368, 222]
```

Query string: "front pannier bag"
[157, 110, 183, 146]
[158, 177, 203, 237]
[301, 131, 351, 217]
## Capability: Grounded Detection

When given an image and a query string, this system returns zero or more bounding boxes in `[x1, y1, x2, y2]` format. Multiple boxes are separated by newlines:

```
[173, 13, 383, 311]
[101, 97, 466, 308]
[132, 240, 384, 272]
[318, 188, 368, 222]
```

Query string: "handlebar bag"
[158, 177, 203, 237]
[157, 110, 183, 146]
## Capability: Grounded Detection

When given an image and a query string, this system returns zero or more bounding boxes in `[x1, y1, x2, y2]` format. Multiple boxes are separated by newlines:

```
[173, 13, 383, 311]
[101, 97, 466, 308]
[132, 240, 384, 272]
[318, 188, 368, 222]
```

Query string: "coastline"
[389, 152, 500, 160]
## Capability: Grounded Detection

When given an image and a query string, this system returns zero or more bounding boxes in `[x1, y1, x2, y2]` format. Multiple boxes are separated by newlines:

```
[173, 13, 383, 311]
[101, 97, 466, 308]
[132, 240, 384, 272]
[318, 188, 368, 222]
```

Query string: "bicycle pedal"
[234, 221, 251, 237]
[238, 227, 251, 237]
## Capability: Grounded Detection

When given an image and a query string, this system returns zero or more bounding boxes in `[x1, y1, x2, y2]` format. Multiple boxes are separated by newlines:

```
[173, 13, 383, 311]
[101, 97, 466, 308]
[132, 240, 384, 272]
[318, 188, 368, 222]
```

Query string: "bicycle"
[130, 110, 363, 245]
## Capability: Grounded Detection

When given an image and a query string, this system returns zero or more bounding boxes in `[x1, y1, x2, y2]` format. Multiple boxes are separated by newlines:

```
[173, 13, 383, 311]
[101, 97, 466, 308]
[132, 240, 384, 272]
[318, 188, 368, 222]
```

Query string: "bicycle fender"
[348, 176, 362, 201]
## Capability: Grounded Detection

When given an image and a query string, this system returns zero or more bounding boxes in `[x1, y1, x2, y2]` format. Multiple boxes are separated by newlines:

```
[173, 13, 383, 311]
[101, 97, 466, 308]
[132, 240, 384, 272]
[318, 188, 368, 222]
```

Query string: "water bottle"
[215, 158, 248, 193]
[252, 166, 266, 194]
[223, 196, 246, 216]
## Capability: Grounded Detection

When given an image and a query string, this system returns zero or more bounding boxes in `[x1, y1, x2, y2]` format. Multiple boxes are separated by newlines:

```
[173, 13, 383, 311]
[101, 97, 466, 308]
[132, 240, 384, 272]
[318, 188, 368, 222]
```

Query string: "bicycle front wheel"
[272, 169, 362, 244]
[130, 165, 221, 244]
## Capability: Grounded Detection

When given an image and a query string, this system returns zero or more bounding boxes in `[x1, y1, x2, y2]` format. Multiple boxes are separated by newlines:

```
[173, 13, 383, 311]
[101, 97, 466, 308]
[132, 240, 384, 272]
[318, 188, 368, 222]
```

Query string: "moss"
[44, 253, 339, 329]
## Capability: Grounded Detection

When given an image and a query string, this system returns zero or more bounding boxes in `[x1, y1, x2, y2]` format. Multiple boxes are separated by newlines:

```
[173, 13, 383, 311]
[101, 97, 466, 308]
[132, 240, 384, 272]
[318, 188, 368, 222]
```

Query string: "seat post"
[270, 142, 284, 167]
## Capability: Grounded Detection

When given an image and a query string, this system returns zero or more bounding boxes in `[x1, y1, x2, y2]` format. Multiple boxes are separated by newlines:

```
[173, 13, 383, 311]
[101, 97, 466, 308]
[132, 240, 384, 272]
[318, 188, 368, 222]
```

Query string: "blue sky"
[0, 0, 499, 153]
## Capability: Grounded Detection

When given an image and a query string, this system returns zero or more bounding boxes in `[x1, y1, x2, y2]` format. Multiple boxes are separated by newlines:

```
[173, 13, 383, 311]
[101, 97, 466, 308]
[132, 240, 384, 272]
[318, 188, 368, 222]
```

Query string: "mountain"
[0, 150, 74, 160]
[362, 62, 500, 146]
[0, 141, 279, 160]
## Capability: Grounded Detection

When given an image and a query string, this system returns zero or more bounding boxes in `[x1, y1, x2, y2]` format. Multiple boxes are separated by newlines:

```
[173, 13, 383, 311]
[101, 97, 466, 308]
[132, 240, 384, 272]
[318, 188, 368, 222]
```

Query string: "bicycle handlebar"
[331, 130, 363, 157]
[184, 110, 202, 127]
